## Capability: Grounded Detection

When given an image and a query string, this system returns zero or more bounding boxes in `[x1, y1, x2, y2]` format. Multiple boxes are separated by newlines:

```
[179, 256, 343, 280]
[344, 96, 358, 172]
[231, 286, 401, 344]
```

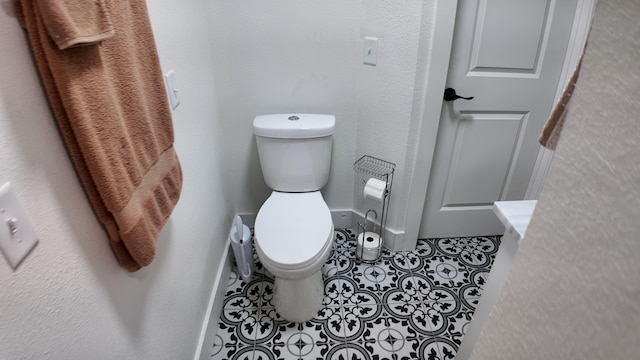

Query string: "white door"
[420, 0, 578, 238]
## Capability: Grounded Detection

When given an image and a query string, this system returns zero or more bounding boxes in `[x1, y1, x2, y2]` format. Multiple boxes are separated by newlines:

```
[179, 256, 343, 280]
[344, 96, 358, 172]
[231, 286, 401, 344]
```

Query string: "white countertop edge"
[492, 200, 538, 244]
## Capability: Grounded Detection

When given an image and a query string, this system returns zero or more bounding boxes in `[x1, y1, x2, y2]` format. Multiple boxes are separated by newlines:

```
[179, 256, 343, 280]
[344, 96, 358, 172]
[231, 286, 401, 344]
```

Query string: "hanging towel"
[17, 0, 182, 271]
[36, 0, 115, 50]
[539, 45, 587, 150]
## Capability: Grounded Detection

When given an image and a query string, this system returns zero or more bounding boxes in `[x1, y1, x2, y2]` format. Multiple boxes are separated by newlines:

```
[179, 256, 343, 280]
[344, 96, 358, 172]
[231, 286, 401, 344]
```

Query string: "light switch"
[363, 37, 379, 66]
[0, 183, 39, 269]
[164, 70, 181, 110]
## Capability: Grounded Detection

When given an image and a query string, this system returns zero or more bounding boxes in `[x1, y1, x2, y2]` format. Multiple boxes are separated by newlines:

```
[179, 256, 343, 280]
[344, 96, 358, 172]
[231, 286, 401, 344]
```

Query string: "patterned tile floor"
[210, 229, 501, 360]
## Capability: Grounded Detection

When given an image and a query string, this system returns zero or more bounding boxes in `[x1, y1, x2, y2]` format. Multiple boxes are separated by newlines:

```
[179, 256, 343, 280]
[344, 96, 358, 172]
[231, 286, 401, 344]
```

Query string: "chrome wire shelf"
[353, 155, 395, 263]
[353, 155, 396, 179]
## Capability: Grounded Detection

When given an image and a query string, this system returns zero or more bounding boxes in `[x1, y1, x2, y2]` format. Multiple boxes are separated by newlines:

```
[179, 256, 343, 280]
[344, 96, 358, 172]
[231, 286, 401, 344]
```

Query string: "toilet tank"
[253, 114, 335, 192]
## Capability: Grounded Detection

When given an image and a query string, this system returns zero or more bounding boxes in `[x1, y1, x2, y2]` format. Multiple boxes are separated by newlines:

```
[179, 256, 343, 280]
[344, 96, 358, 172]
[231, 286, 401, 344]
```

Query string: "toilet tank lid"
[253, 114, 335, 138]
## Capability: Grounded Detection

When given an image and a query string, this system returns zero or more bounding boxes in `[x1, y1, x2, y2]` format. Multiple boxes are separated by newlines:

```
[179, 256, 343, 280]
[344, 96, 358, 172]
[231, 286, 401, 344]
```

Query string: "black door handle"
[443, 88, 474, 101]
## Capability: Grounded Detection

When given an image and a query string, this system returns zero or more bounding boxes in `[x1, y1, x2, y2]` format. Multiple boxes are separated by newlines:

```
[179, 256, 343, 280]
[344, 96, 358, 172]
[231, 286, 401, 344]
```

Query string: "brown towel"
[539, 48, 586, 150]
[18, 0, 182, 271]
[36, 0, 115, 50]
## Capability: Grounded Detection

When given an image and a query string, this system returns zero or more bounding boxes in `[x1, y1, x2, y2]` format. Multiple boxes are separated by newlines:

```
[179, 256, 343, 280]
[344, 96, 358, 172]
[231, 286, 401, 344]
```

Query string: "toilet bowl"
[254, 191, 334, 322]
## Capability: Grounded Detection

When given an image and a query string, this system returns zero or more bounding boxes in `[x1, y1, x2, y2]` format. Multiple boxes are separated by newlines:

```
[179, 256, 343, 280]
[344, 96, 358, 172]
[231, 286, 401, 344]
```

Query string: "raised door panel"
[470, 0, 553, 76]
[442, 113, 527, 208]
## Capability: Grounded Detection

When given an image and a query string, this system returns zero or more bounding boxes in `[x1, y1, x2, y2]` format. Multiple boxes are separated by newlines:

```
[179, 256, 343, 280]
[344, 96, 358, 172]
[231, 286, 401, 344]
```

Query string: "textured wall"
[0, 0, 233, 358]
[355, 0, 432, 236]
[470, 1, 640, 358]
[208, 0, 361, 215]
[207, 0, 433, 236]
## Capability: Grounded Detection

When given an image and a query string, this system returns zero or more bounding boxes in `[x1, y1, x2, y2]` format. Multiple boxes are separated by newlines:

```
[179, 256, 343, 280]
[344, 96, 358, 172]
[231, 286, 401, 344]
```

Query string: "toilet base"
[273, 270, 324, 323]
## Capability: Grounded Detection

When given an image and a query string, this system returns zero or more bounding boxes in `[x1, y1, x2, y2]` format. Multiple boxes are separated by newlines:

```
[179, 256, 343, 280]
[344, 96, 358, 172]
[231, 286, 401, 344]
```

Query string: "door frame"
[524, 0, 596, 199]
[402, 0, 595, 248]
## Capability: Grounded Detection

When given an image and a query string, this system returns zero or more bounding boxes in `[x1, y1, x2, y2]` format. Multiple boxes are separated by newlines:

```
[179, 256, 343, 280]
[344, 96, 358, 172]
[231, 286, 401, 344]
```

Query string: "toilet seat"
[255, 191, 333, 271]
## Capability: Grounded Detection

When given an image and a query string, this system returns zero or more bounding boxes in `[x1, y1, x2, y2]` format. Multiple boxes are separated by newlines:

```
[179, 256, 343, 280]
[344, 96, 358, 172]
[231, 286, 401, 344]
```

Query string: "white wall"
[208, 0, 360, 216]
[0, 0, 233, 358]
[355, 0, 433, 242]
[470, 1, 640, 358]
[208, 0, 434, 240]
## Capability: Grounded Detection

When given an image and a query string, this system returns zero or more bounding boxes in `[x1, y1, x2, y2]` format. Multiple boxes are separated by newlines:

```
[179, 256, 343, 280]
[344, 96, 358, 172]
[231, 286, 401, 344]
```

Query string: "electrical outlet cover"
[0, 183, 39, 269]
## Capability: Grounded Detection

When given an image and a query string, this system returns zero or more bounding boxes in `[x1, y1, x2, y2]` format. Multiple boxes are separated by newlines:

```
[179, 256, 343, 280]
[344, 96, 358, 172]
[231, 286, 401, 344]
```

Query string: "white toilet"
[253, 113, 335, 323]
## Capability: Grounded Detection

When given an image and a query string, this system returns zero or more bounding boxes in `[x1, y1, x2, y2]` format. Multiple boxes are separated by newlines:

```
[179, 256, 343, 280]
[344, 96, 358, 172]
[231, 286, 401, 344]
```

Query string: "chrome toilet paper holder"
[356, 210, 382, 263]
[354, 155, 395, 263]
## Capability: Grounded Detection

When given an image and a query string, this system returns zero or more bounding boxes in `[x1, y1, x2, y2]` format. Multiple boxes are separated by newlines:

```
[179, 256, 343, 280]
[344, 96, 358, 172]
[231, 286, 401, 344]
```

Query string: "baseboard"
[239, 209, 407, 251]
[193, 236, 232, 360]
[237, 208, 354, 230]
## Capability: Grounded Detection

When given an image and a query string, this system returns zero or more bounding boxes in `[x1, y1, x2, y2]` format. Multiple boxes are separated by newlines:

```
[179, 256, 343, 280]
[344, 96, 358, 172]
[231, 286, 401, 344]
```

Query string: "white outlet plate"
[0, 183, 39, 269]
[164, 70, 181, 110]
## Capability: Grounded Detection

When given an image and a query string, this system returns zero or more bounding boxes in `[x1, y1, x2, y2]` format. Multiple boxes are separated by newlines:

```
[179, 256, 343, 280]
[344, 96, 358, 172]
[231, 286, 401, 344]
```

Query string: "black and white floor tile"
[210, 229, 500, 360]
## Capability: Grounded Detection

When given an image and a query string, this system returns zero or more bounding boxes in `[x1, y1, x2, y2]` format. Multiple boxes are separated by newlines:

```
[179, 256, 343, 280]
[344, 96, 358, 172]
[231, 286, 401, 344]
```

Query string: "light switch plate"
[363, 36, 379, 66]
[0, 183, 39, 269]
[164, 70, 181, 110]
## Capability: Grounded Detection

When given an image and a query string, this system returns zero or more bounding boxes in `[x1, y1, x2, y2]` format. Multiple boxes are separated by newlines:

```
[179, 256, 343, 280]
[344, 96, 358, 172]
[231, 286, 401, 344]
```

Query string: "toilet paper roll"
[363, 178, 386, 202]
[357, 231, 382, 261]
